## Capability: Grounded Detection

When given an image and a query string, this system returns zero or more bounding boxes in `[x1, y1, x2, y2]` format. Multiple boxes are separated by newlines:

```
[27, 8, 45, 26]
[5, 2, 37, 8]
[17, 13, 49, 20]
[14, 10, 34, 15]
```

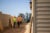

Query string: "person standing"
[17, 16, 23, 28]
[13, 17, 16, 28]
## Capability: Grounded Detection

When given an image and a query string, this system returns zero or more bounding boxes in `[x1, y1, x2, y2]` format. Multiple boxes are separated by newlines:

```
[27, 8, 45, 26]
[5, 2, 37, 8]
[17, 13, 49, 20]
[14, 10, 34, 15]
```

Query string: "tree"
[25, 13, 31, 22]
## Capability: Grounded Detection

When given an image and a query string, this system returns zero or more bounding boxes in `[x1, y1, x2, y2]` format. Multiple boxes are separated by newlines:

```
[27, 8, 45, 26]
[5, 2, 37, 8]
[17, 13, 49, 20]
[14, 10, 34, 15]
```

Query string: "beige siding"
[36, 0, 50, 2]
[35, 0, 50, 33]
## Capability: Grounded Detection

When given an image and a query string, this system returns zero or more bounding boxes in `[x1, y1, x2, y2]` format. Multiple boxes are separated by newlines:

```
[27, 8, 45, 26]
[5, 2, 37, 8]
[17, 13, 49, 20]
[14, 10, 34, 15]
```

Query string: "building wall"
[2, 14, 10, 27]
[33, 0, 50, 33]
[30, 0, 50, 33]
[0, 12, 10, 28]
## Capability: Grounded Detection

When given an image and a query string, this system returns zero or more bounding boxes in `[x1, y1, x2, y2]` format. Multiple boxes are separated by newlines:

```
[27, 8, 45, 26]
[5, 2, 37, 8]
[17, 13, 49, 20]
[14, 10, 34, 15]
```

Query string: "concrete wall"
[0, 12, 10, 28]
[2, 14, 10, 28]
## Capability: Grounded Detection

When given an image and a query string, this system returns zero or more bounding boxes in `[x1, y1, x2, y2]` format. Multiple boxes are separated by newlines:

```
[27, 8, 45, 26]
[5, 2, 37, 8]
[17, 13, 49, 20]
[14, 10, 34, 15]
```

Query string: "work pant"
[13, 22, 16, 28]
[17, 21, 22, 28]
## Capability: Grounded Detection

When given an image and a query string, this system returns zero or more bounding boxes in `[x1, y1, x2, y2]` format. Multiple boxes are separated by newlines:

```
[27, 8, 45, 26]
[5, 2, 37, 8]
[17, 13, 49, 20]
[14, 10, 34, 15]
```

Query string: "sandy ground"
[0, 22, 31, 33]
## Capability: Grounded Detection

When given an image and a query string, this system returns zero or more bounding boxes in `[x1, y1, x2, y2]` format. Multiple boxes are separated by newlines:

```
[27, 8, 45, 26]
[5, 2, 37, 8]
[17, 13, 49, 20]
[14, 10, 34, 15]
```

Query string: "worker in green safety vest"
[13, 17, 16, 28]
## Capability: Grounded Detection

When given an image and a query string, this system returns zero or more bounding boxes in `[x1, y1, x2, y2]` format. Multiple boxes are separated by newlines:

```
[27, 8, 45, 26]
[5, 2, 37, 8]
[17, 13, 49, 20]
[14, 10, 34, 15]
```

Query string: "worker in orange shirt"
[17, 16, 23, 28]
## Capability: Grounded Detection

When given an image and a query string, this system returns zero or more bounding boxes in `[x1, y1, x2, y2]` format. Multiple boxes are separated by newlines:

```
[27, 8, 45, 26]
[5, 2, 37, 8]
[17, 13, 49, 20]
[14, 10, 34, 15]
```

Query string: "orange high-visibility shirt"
[17, 16, 23, 22]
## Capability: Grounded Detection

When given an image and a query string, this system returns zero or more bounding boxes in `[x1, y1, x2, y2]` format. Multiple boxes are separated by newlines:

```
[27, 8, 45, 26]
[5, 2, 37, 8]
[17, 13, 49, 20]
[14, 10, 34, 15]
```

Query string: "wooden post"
[32, 0, 35, 33]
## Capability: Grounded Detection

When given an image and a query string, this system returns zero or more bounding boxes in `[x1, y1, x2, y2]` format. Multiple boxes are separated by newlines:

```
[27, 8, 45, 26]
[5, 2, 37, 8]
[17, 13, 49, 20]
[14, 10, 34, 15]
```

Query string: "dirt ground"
[0, 23, 28, 33]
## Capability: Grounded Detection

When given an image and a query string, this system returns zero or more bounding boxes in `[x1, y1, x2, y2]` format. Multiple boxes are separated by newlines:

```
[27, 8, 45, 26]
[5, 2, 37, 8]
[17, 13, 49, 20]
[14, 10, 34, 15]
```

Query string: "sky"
[0, 0, 31, 16]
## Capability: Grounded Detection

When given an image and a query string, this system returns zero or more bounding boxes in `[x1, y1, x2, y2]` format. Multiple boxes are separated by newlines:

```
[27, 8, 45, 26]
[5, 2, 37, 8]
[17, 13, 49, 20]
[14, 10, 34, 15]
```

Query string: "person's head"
[14, 16, 16, 18]
[18, 16, 21, 17]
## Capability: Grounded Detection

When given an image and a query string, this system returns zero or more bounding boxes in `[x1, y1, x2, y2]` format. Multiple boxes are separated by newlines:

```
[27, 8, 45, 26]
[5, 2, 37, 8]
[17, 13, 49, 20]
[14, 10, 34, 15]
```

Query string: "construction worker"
[13, 17, 16, 28]
[17, 16, 23, 28]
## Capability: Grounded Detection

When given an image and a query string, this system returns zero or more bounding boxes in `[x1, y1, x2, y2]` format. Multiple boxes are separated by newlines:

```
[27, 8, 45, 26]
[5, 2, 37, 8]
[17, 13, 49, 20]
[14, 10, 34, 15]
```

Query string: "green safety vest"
[13, 18, 16, 22]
